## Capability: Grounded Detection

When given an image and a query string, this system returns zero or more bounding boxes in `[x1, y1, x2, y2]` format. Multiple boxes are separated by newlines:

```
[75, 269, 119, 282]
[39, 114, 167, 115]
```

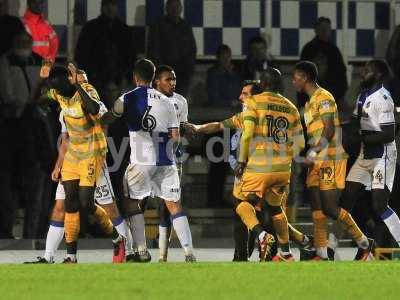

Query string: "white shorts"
[55, 165, 114, 205]
[346, 154, 397, 192]
[123, 164, 180, 202]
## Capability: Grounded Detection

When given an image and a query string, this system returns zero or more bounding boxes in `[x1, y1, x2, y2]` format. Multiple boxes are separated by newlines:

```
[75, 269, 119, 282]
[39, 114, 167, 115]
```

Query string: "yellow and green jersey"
[239, 92, 305, 173]
[304, 87, 347, 161]
[221, 113, 244, 130]
[48, 83, 108, 160]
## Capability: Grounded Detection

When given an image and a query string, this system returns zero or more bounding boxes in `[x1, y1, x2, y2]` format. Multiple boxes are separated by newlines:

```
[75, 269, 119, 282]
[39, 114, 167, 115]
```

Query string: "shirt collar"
[365, 84, 383, 97]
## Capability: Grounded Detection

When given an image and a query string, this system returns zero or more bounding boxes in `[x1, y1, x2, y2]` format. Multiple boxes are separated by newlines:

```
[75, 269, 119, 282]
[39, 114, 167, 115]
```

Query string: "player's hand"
[303, 148, 317, 167]
[40, 59, 53, 79]
[77, 69, 88, 84]
[51, 167, 61, 182]
[67, 63, 78, 85]
[234, 162, 246, 178]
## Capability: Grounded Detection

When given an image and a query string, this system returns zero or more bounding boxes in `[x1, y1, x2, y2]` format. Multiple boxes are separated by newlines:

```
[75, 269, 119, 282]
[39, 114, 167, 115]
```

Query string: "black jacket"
[147, 16, 196, 81]
[75, 15, 136, 84]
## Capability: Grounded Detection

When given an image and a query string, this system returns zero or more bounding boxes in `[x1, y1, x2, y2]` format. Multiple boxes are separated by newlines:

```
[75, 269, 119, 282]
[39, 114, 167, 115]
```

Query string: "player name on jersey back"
[121, 86, 179, 166]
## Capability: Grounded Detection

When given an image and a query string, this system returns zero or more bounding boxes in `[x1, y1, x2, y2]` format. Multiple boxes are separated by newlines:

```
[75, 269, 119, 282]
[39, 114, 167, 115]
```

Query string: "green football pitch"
[0, 262, 399, 300]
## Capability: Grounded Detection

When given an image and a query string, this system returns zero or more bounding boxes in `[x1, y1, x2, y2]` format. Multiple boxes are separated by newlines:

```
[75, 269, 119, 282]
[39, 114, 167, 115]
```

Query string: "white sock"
[328, 233, 338, 250]
[112, 216, 129, 239]
[159, 225, 171, 258]
[127, 214, 147, 252]
[125, 226, 134, 255]
[171, 213, 193, 256]
[258, 231, 266, 242]
[316, 247, 328, 259]
[381, 207, 400, 246]
[44, 221, 64, 262]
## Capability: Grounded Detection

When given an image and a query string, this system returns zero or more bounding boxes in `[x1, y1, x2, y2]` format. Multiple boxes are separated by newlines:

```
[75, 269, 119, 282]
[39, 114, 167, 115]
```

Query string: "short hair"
[155, 65, 174, 80]
[248, 36, 267, 48]
[48, 65, 69, 80]
[134, 59, 156, 83]
[242, 80, 262, 95]
[367, 59, 392, 81]
[295, 61, 318, 82]
[260, 67, 283, 93]
[315, 17, 331, 28]
[216, 44, 231, 57]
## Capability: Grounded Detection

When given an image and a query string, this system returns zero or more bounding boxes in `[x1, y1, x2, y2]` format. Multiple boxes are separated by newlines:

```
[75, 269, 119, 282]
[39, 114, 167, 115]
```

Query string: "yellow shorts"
[233, 172, 290, 206]
[61, 154, 105, 187]
[306, 159, 347, 190]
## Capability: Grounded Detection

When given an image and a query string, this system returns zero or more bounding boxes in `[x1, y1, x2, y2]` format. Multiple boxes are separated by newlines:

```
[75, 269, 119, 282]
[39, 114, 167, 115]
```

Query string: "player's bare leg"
[124, 197, 151, 262]
[164, 200, 195, 262]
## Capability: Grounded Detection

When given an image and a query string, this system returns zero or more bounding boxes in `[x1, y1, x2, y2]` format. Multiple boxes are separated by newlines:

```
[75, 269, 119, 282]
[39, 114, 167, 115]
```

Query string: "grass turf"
[0, 262, 400, 300]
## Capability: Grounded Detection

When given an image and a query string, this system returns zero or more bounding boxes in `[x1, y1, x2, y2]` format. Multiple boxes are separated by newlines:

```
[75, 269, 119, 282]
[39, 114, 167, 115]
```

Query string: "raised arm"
[68, 63, 99, 115]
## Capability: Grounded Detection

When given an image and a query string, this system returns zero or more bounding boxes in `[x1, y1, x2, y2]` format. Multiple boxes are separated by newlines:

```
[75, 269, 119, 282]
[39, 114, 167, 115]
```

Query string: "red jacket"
[23, 9, 59, 62]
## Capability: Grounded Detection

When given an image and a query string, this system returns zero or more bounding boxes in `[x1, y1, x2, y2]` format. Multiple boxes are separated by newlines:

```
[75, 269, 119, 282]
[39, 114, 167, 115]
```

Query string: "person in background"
[23, 0, 59, 62]
[241, 36, 272, 81]
[0, 30, 43, 239]
[299, 17, 347, 109]
[147, 0, 196, 97]
[0, 0, 26, 56]
[207, 44, 242, 108]
[75, 0, 136, 89]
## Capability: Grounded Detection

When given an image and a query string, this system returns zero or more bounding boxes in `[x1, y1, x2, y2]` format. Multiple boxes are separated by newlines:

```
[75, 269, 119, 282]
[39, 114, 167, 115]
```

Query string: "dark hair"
[315, 17, 331, 28]
[295, 61, 318, 82]
[216, 44, 231, 57]
[367, 59, 392, 83]
[248, 36, 267, 48]
[48, 65, 69, 80]
[260, 68, 283, 93]
[242, 80, 262, 95]
[155, 65, 174, 80]
[134, 59, 156, 83]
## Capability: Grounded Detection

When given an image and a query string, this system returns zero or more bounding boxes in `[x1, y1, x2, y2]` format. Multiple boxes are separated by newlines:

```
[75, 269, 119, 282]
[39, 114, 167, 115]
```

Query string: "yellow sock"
[272, 212, 289, 246]
[288, 223, 304, 245]
[312, 210, 328, 248]
[235, 201, 259, 231]
[338, 208, 364, 242]
[94, 205, 114, 236]
[64, 212, 80, 243]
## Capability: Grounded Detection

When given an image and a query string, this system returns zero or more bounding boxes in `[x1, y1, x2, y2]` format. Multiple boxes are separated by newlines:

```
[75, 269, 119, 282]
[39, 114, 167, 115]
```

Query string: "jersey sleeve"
[167, 101, 179, 129]
[98, 101, 108, 117]
[181, 99, 189, 123]
[81, 83, 100, 101]
[47, 89, 58, 101]
[59, 111, 67, 134]
[221, 113, 244, 129]
[317, 95, 336, 119]
[376, 97, 395, 125]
